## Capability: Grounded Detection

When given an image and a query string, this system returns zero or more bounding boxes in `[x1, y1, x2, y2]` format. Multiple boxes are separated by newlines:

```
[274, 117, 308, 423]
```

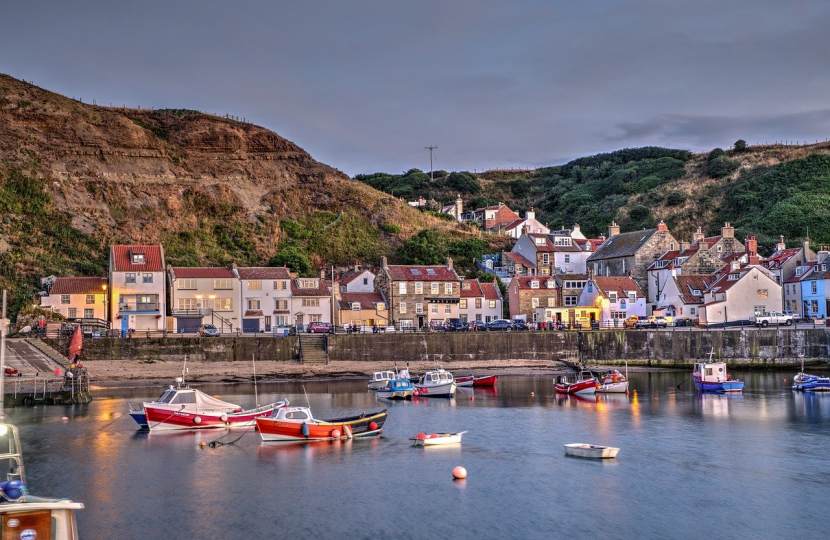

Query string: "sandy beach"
[84, 358, 677, 388]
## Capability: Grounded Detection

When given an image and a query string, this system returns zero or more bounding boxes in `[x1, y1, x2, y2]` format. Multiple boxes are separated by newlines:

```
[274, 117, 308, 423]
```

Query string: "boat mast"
[0, 290, 6, 416]
[252, 353, 259, 408]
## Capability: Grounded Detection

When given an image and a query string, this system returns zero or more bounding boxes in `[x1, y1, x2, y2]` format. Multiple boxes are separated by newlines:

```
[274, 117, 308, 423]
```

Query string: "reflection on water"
[10, 370, 830, 540]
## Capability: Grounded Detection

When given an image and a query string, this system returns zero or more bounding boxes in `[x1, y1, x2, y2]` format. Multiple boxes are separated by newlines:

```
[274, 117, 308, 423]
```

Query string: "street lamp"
[102, 283, 108, 329]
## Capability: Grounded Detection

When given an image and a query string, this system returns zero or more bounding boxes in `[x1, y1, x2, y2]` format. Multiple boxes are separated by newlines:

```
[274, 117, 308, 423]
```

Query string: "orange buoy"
[331, 429, 341, 439]
[452, 466, 467, 480]
[199, 441, 206, 448]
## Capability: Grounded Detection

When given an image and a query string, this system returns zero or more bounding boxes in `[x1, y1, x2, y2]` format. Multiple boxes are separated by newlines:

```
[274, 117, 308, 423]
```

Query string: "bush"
[734, 139, 748, 152]
[268, 247, 313, 276]
[707, 148, 726, 161]
[708, 156, 739, 178]
[666, 192, 686, 206]
[380, 222, 401, 234]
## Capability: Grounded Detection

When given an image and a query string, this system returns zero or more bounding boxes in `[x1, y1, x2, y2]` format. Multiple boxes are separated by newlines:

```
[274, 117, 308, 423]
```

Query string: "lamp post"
[102, 283, 108, 332]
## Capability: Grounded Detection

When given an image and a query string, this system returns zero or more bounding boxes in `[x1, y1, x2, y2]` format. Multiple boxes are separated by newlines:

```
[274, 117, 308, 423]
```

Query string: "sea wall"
[46, 328, 830, 367]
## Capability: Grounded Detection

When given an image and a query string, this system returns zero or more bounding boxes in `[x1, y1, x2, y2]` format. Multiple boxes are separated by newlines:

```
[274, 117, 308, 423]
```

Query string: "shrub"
[733, 139, 748, 152]
[666, 192, 686, 206]
[708, 156, 739, 178]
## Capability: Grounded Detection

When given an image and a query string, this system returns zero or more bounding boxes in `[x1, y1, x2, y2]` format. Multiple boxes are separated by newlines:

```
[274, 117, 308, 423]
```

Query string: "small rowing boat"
[564, 443, 619, 459]
[454, 375, 499, 387]
[256, 406, 387, 442]
[411, 431, 468, 446]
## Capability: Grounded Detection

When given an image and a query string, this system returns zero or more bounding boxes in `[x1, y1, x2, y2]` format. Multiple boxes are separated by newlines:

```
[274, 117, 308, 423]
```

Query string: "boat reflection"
[554, 393, 599, 406]
[256, 436, 382, 463]
[693, 392, 743, 418]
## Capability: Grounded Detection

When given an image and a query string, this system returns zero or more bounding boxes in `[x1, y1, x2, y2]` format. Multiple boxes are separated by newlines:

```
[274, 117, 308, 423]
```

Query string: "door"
[242, 318, 260, 333]
[121, 315, 130, 337]
[417, 315, 425, 329]
[264, 316, 271, 332]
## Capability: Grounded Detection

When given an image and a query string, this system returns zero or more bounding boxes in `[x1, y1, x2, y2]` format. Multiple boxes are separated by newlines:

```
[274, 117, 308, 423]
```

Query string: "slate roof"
[674, 275, 712, 304]
[592, 276, 643, 298]
[338, 292, 386, 310]
[587, 229, 658, 261]
[111, 245, 164, 272]
[171, 267, 235, 279]
[384, 265, 461, 282]
[49, 277, 108, 295]
[237, 267, 292, 280]
[785, 261, 819, 284]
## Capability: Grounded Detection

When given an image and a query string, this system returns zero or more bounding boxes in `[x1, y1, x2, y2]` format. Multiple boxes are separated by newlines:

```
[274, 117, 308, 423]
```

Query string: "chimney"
[381, 256, 388, 269]
[803, 240, 811, 258]
[692, 226, 705, 243]
[699, 241, 709, 252]
[818, 246, 830, 263]
[746, 236, 760, 265]
[446, 257, 453, 270]
[526, 209, 535, 221]
[608, 221, 620, 238]
[775, 235, 786, 252]
[657, 220, 668, 232]
[721, 222, 734, 239]
[679, 241, 690, 251]
[731, 260, 741, 271]
[354, 262, 360, 272]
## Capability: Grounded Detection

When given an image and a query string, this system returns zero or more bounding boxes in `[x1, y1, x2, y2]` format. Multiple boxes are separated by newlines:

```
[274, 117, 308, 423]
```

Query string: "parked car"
[485, 319, 513, 331]
[783, 310, 802, 322]
[624, 316, 641, 329]
[750, 312, 794, 327]
[307, 322, 333, 333]
[198, 324, 220, 337]
[511, 319, 529, 331]
[445, 318, 469, 332]
[651, 316, 668, 328]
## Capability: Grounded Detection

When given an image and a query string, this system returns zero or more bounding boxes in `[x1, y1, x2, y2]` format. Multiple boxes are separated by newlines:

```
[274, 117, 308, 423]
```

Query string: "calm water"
[10, 371, 830, 540]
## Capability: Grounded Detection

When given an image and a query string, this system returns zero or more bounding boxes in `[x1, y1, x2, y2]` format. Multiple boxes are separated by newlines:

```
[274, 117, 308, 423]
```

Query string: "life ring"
[193, 416, 202, 424]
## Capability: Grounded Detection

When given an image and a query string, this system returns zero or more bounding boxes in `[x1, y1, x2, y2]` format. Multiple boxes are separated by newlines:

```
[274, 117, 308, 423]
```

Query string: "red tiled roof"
[291, 278, 330, 296]
[384, 265, 461, 282]
[762, 248, 802, 268]
[514, 276, 558, 290]
[111, 245, 164, 272]
[237, 267, 292, 280]
[504, 219, 525, 232]
[503, 252, 535, 268]
[244, 310, 263, 317]
[480, 281, 501, 300]
[460, 279, 484, 298]
[339, 292, 386, 310]
[674, 275, 712, 304]
[49, 277, 108, 295]
[171, 267, 235, 279]
[592, 276, 643, 298]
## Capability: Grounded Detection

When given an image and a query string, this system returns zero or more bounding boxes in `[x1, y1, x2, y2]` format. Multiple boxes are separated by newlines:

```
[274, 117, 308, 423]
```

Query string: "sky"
[3, 1, 830, 176]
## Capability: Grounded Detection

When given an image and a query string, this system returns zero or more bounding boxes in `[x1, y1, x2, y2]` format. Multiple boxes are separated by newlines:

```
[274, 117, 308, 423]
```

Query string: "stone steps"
[300, 334, 328, 364]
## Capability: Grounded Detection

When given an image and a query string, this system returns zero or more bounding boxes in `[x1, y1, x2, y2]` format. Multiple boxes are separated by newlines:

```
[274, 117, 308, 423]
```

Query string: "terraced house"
[237, 267, 294, 333]
[335, 266, 389, 329]
[376, 256, 462, 329]
[40, 276, 108, 322]
[458, 278, 503, 325]
[167, 266, 240, 333]
[290, 276, 332, 331]
[109, 245, 166, 333]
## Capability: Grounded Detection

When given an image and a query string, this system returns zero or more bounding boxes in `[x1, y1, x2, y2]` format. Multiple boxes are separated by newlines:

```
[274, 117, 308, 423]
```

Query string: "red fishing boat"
[454, 375, 499, 387]
[554, 371, 599, 395]
[256, 406, 387, 442]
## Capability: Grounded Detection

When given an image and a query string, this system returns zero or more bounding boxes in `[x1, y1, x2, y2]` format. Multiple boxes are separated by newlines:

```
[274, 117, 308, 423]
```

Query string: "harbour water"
[11, 371, 830, 539]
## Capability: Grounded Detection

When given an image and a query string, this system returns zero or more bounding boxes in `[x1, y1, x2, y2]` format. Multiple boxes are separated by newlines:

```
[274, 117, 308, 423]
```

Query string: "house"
[698, 252, 781, 326]
[587, 221, 679, 306]
[502, 251, 536, 278]
[40, 277, 108, 321]
[796, 261, 830, 320]
[109, 245, 166, 333]
[508, 276, 559, 323]
[578, 276, 646, 327]
[762, 237, 816, 286]
[290, 276, 332, 330]
[335, 265, 389, 328]
[784, 260, 823, 317]
[440, 194, 464, 221]
[237, 267, 293, 333]
[556, 273, 589, 310]
[167, 267, 240, 333]
[337, 264, 376, 293]
[511, 232, 589, 276]
[646, 242, 730, 306]
[467, 203, 520, 233]
[503, 210, 550, 239]
[375, 256, 462, 329]
[458, 278, 503, 325]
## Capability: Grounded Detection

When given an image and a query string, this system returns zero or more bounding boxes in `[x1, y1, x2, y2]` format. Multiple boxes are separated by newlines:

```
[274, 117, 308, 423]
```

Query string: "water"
[10, 372, 830, 540]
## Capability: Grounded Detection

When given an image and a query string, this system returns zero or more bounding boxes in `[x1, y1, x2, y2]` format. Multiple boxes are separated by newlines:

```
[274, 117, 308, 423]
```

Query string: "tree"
[268, 247, 312, 276]
[396, 229, 445, 265]
[733, 139, 748, 152]
[707, 156, 739, 178]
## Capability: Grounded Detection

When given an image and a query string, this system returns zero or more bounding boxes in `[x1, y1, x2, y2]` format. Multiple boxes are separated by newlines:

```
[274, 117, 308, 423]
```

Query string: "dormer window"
[554, 237, 572, 246]
[546, 280, 555, 289]
[796, 267, 806, 276]
[351, 302, 361, 311]
[535, 237, 546, 245]
[132, 253, 145, 264]
[728, 274, 739, 281]
[692, 289, 701, 296]
[530, 280, 539, 289]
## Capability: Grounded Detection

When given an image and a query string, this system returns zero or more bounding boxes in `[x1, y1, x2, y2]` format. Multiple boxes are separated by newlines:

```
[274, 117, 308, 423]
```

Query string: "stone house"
[468, 203, 520, 233]
[508, 276, 559, 322]
[109, 245, 166, 333]
[167, 266, 240, 333]
[237, 267, 293, 333]
[40, 277, 108, 321]
[555, 273, 589, 310]
[376, 257, 462, 329]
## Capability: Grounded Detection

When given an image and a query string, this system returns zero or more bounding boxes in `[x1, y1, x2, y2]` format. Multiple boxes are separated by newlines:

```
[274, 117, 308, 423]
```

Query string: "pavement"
[3, 339, 64, 376]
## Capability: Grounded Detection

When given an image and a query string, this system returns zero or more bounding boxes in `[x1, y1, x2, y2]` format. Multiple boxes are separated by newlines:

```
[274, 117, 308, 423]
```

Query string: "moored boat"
[792, 372, 830, 392]
[693, 361, 744, 393]
[455, 375, 499, 387]
[596, 368, 629, 393]
[414, 367, 457, 397]
[256, 406, 387, 442]
[564, 443, 620, 459]
[411, 431, 467, 446]
[368, 370, 398, 390]
[376, 378, 416, 400]
[554, 371, 599, 395]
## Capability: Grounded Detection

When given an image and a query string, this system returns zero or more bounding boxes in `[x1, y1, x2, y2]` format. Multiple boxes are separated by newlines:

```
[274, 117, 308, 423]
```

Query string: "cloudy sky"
[3, 1, 830, 175]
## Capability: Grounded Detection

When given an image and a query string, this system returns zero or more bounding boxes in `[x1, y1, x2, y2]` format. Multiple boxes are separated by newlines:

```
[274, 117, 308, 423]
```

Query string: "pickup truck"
[751, 312, 794, 327]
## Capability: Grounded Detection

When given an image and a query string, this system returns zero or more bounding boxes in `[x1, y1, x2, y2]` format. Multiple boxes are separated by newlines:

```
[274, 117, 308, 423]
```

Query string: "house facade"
[168, 267, 240, 333]
[458, 278, 503, 325]
[503, 210, 550, 239]
[290, 277, 332, 330]
[376, 257, 462, 329]
[40, 277, 108, 321]
[578, 276, 646, 327]
[762, 238, 816, 287]
[511, 233, 588, 276]
[508, 276, 559, 322]
[109, 245, 166, 332]
[698, 263, 782, 326]
[237, 267, 294, 333]
[335, 265, 388, 328]
[656, 273, 713, 322]
[798, 263, 830, 320]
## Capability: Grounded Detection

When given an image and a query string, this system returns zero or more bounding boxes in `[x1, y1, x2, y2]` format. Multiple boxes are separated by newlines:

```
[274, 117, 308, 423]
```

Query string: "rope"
[98, 410, 131, 430]
[207, 421, 256, 447]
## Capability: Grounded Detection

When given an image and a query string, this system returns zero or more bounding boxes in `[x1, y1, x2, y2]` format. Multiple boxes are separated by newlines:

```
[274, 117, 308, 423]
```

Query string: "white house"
[109, 245, 166, 333]
[458, 278, 503, 325]
[698, 263, 782, 326]
[40, 277, 108, 321]
[168, 266, 241, 333]
[290, 276, 332, 330]
[237, 267, 293, 333]
[503, 210, 550, 239]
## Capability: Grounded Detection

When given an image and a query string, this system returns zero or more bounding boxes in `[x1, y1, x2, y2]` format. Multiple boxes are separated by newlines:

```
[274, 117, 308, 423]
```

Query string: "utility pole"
[425, 145, 438, 181]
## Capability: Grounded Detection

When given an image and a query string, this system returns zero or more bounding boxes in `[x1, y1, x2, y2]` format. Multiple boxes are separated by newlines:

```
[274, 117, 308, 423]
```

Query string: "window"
[460, 299, 467, 309]
[489, 300, 497, 308]
[425, 269, 436, 275]
[274, 315, 289, 326]
[275, 299, 288, 310]
[475, 298, 482, 309]
[565, 296, 578, 306]
[431, 283, 439, 295]
[215, 279, 233, 290]
[629, 292, 637, 301]
[131, 253, 145, 264]
[86, 294, 95, 304]
[811, 300, 819, 314]
[754, 305, 766, 316]
[279, 280, 288, 290]
[415, 303, 423, 314]
[757, 289, 768, 298]
[717, 245, 723, 253]
[248, 281, 262, 291]
[611, 311, 626, 320]
[309, 314, 322, 323]
[61, 295, 70, 304]
[68, 308, 77, 318]
[178, 279, 196, 290]
[136, 295, 158, 311]
[535, 237, 546, 245]
[530, 280, 539, 289]
[811, 282, 817, 294]
[547, 297, 555, 307]
[409, 268, 421, 275]
[399, 302, 407, 314]
[622, 260, 626, 273]
[216, 298, 233, 311]
[300, 279, 317, 289]
[178, 298, 198, 311]
[564, 254, 570, 264]
[690, 307, 697, 315]
[554, 237, 571, 246]
[351, 303, 361, 311]
[609, 292, 617, 302]
[376, 303, 385, 311]
[431, 304, 438, 314]
[399, 282, 407, 295]
[363, 277, 368, 285]
[415, 282, 423, 294]
[445, 305, 451, 314]
[445, 283, 453, 295]
[532, 298, 540, 308]
[542, 254, 550, 265]
[125, 273, 136, 284]
[302, 298, 320, 307]
[247, 299, 261, 310]
[83, 308, 93, 318]
[142, 273, 153, 283]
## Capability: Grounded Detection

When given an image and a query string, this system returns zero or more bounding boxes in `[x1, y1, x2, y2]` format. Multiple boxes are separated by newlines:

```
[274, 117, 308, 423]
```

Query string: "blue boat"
[792, 373, 830, 392]
[376, 378, 416, 400]
[693, 361, 744, 393]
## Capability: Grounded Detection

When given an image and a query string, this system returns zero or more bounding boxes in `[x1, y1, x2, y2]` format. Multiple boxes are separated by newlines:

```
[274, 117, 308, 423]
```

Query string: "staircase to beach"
[299, 333, 328, 365]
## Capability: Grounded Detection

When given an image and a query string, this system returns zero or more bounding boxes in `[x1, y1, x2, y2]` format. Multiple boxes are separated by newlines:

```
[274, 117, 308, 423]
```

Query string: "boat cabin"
[267, 406, 315, 423]
[385, 379, 414, 390]
[695, 362, 731, 383]
[155, 387, 198, 405]
[421, 369, 454, 384]
[371, 371, 397, 383]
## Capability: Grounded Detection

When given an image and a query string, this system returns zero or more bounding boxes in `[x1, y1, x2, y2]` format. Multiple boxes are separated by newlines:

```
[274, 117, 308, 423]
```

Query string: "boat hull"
[129, 405, 148, 427]
[597, 381, 629, 393]
[564, 443, 619, 459]
[145, 401, 287, 431]
[792, 373, 830, 392]
[555, 379, 599, 395]
[257, 410, 388, 442]
[414, 381, 457, 397]
[414, 432, 467, 446]
[376, 388, 414, 400]
[694, 378, 744, 393]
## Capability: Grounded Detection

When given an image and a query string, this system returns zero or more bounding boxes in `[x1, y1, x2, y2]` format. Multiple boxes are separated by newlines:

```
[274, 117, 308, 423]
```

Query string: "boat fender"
[331, 429, 341, 439]
[193, 416, 202, 424]
[344, 425, 353, 439]
[220, 414, 228, 423]
[301, 423, 310, 438]
[369, 421, 378, 431]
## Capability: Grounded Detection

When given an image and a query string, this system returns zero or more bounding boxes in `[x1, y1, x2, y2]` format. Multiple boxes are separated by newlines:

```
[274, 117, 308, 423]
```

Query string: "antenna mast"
[425, 145, 438, 181]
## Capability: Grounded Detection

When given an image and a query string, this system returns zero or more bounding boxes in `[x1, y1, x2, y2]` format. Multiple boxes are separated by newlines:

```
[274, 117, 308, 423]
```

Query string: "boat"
[411, 431, 467, 446]
[554, 371, 599, 395]
[596, 365, 629, 393]
[693, 361, 744, 393]
[256, 406, 388, 442]
[792, 372, 830, 392]
[376, 378, 416, 400]
[414, 367, 457, 397]
[564, 443, 620, 459]
[454, 375, 499, 387]
[368, 370, 398, 390]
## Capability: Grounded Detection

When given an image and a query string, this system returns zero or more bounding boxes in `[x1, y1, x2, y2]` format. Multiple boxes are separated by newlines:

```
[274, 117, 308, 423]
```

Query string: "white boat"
[596, 364, 629, 393]
[368, 370, 398, 390]
[412, 431, 467, 446]
[564, 443, 620, 459]
[414, 367, 457, 397]
[376, 378, 416, 400]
